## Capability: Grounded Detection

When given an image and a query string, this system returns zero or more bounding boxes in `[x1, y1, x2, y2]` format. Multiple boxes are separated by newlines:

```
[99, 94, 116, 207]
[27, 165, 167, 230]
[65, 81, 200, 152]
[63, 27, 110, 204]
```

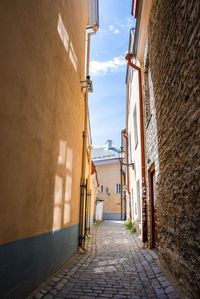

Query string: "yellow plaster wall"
[136, 0, 153, 61]
[96, 162, 121, 214]
[0, 0, 88, 245]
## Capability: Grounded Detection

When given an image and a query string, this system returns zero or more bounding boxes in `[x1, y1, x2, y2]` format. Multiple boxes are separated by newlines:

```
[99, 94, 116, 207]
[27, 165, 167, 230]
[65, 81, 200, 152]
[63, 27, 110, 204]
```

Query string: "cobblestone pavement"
[30, 221, 180, 299]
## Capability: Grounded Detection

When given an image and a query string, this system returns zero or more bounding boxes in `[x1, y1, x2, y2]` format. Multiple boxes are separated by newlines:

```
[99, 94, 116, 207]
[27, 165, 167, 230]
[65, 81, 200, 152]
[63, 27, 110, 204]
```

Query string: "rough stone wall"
[146, 0, 200, 297]
[143, 42, 159, 248]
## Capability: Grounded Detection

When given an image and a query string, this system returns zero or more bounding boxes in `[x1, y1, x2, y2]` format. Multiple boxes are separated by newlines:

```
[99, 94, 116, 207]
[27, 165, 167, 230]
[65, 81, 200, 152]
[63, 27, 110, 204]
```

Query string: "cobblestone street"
[30, 221, 179, 299]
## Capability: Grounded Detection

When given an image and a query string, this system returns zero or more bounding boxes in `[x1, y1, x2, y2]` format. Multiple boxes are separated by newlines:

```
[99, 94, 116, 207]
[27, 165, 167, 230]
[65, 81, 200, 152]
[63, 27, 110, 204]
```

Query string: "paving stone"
[29, 221, 180, 299]
[43, 295, 54, 299]
[40, 289, 48, 294]
[48, 281, 56, 287]
[157, 295, 168, 299]
[34, 293, 43, 299]
[49, 288, 58, 295]
[52, 277, 60, 282]
[168, 292, 180, 299]
[43, 286, 52, 291]
[155, 288, 165, 296]
[160, 280, 170, 288]
[157, 276, 166, 282]
[165, 286, 175, 294]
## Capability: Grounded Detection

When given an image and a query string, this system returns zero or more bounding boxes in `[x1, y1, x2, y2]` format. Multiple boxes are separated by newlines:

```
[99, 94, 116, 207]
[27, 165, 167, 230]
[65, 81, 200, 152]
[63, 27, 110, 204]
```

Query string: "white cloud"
[99, 28, 107, 33]
[109, 25, 114, 31]
[117, 18, 135, 30]
[114, 29, 120, 34]
[90, 56, 126, 77]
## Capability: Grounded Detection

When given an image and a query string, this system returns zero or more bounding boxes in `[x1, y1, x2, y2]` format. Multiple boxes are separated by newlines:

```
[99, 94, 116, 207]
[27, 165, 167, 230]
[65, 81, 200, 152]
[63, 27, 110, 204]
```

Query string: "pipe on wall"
[79, 30, 96, 249]
[120, 160, 123, 220]
[120, 130, 123, 220]
[125, 53, 147, 243]
[86, 145, 93, 236]
[122, 129, 132, 221]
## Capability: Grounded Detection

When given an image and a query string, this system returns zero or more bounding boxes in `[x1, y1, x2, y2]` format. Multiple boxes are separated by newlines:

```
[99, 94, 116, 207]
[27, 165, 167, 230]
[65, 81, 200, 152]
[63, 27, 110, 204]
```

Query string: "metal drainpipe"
[120, 161, 123, 220]
[120, 130, 123, 220]
[86, 145, 93, 237]
[125, 53, 147, 243]
[122, 129, 132, 222]
[80, 30, 96, 249]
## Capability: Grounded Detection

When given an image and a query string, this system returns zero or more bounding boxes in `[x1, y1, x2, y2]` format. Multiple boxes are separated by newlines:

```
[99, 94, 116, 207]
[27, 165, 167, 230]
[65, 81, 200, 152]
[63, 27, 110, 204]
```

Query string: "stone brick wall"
[143, 42, 160, 248]
[146, 0, 200, 297]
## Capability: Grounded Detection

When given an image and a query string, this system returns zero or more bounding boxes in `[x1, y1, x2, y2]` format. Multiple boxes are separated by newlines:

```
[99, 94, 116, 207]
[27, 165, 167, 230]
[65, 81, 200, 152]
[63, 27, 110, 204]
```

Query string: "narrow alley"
[30, 221, 179, 299]
[0, 0, 199, 298]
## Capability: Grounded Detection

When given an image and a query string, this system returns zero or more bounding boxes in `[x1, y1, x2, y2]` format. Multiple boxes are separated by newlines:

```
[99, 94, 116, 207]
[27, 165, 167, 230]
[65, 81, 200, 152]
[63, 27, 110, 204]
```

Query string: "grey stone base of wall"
[103, 213, 121, 220]
[0, 224, 79, 298]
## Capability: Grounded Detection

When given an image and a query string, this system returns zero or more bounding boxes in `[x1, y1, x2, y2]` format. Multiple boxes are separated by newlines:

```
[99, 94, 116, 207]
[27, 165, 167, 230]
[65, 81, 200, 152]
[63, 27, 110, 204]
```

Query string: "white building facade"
[125, 29, 143, 237]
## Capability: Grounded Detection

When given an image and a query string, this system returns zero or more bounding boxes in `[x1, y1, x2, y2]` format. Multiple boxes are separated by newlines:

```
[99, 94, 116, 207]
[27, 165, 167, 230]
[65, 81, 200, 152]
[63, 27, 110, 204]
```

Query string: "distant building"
[92, 140, 121, 220]
[90, 161, 99, 223]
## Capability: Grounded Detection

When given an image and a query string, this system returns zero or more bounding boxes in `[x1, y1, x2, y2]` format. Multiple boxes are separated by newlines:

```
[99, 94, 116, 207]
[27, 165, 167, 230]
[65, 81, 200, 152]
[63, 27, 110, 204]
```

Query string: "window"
[100, 185, 103, 192]
[116, 184, 121, 194]
[133, 106, 138, 148]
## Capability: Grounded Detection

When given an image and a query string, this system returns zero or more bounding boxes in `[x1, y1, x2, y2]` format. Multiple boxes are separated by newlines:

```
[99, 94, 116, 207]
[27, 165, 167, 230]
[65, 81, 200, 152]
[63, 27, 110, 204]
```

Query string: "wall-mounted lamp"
[119, 147, 134, 169]
[81, 75, 93, 93]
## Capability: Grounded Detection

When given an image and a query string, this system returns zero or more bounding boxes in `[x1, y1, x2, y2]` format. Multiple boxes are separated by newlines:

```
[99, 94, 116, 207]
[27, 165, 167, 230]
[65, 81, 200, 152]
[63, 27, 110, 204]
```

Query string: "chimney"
[105, 140, 112, 149]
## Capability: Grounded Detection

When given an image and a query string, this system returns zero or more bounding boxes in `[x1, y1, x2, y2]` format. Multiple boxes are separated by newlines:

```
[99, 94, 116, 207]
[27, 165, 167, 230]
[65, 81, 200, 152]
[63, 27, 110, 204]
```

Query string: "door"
[150, 169, 158, 247]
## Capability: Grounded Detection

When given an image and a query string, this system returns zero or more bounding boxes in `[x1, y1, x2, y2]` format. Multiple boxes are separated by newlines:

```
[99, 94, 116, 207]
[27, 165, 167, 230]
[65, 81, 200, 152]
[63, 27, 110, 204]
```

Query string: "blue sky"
[89, 0, 135, 148]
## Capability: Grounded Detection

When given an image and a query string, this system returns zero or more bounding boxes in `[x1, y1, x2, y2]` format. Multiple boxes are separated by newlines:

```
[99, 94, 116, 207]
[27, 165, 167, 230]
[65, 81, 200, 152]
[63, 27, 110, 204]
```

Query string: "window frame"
[116, 183, 121, 194]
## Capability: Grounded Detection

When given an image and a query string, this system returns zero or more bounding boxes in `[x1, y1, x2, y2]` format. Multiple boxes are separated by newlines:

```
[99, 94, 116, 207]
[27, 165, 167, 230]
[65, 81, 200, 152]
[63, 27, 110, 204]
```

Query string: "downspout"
[120, 131, 123, 220]
[93, 167, 99, 222]
[80, 30, 96, 249]
[125, 53, 147, 243]
[86, 145, 93, 237]
[120, 161, 123, 220]
[122, 129, 132, 221]
[81, 31, 96, 180]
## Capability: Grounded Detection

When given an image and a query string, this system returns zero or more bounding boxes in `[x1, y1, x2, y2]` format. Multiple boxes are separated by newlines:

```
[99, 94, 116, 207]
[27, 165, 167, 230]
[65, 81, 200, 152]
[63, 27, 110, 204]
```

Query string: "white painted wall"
[126, 60, 143, 236]
[95, 201, 103, 221]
